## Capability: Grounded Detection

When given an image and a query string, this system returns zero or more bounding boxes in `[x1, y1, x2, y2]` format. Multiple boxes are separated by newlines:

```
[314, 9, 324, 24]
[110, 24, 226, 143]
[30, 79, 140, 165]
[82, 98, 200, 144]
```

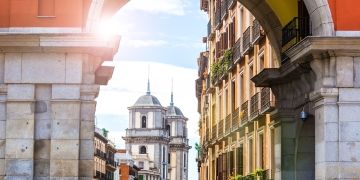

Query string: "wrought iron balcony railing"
[218, 119, 224, 138]
[250, 93, 260, 120]
[212, 124, 217, 140]
[228, 0, 236, 9]
[252, 19, 263, 43]
[232, 37, 241, 62]
[240, 101, 248, 125]
[242, 26, 252, 53]
[215, 9, 222, 29]
[221, 0, 228, 20]
[231, 107, 239, 131]
[225, 114, 231, 135]
[260, 87, 275, 113]
[281, 17, 310, 63]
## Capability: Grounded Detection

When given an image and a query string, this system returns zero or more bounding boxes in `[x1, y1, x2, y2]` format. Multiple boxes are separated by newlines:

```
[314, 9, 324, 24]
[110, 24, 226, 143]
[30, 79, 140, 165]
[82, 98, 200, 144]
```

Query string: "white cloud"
[125, 0, 189, 16]
[95, 61, 199, 180]
[122, 39, 168, 48]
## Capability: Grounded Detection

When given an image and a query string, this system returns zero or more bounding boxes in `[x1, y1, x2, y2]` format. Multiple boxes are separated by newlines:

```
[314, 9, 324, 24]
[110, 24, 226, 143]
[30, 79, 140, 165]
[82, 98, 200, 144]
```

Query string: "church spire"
[170, 78, 174, 106]
[146, 66, 151, 95]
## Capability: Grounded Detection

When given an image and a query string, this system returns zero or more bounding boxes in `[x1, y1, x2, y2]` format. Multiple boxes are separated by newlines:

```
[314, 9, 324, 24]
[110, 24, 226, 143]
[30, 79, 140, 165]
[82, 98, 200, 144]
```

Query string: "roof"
[166, 105, 184, 116]
[133, 94, 162, 107]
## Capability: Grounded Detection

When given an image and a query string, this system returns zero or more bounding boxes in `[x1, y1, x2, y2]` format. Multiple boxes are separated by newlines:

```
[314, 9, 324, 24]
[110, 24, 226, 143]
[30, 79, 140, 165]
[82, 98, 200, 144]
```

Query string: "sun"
[95, 19, 121, 39]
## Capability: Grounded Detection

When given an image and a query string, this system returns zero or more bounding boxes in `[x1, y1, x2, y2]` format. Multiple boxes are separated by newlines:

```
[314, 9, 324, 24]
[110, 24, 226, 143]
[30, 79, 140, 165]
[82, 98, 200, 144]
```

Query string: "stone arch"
[238, 0, 334, 58]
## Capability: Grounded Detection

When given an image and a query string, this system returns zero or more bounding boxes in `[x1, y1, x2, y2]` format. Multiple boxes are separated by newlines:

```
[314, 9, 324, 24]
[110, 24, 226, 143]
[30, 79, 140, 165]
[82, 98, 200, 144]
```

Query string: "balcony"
[218, 119, 224, 139]
[221, 0, 228, 20]
[228, 0, 236, 9]
[95, 149, 106, 159]
[250, 93, 260, 120]
[231, 107, 239, 131]
[212, 124, 217, 141]
[260, 87, 275, 113]
[200, 0, 209, 12]
[225, 114, 231, 135]
[252, 19, 264, 43]
[232, 37, 242, 63]
[281, 17, 310, 63]
[207, 20, 215, 40]
[242, 26, 252, 54]
[215, 9, 222, 29]
[240, 101, 248, 125]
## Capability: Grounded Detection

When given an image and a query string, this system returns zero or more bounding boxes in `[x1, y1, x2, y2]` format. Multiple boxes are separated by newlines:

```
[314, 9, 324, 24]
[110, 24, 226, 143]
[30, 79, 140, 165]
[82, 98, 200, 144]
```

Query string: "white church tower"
[123, 79, 169, 180]
[166, 89, 191, 180]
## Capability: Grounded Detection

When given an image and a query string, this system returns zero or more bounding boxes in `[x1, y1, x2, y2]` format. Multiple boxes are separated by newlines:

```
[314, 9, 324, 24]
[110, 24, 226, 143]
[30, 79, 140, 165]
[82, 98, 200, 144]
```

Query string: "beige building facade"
[196, 0, 280, 179]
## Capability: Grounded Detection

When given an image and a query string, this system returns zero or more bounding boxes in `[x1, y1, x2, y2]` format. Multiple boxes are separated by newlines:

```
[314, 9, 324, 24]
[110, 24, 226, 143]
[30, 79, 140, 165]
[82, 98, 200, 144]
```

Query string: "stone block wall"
[0, 50, 105, 179]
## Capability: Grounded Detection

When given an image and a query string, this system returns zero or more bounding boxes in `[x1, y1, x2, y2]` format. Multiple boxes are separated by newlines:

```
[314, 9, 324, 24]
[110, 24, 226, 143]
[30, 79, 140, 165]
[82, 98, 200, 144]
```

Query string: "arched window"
[141, 116, 147, 128]
[140, 146, 147, 154]
[166, 125, 171, 136]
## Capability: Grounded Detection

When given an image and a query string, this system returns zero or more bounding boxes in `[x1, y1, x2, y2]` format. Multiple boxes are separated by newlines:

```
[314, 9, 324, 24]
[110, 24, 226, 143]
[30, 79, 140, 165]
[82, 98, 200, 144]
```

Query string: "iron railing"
[240, 101, 248, 125]
[242, 26, 252, 53]
[232, 37, 241, 62]
[225, 114, 231, 134]
[281, 17, 310, 63]
[252, 19, 263, 43]
[261, 87, 275, 113]
[215, 9, 222, 29]
[212, 124, 217, 140]
[231, 107, 239, 131]
[228, 0, 236, 9]
[250, 93, 260, 120]
[218, 119, 224, 138]
[221, 0, 228, 19]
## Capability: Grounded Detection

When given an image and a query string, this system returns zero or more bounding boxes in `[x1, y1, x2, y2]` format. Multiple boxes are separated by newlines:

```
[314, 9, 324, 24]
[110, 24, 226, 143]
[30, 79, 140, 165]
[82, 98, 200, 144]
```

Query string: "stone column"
[0, 54, 5, 179]
[5, 84, 35, 178]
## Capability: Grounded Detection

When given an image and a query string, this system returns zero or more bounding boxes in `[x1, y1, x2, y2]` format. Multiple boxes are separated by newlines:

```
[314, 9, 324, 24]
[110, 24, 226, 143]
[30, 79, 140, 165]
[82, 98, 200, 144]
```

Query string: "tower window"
[141, 116, 147, 128]
[38, 0, 55, 17]
[166, 125, 171, 136]
[140, 146, 147, 154]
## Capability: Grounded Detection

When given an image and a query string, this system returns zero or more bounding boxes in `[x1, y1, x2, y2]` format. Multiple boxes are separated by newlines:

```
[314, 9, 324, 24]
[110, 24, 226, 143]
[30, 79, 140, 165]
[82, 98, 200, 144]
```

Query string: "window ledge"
[37, 16, 56, 18]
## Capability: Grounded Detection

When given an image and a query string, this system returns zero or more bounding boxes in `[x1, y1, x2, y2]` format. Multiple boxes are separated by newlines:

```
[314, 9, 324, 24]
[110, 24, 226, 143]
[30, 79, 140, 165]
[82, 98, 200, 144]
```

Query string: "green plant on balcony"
[229, 169, 267, 180]
[210, 62, 220, 83]
[210, 49, 232, 84]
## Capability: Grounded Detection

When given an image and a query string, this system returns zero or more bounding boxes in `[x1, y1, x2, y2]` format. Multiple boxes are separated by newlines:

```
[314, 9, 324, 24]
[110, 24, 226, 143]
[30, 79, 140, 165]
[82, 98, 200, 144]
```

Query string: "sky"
[95, 0, 207, 179]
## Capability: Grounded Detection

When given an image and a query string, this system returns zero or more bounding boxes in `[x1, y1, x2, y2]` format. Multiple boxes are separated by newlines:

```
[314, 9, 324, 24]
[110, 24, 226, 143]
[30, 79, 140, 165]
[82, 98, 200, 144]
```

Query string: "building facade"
[197, 0, 279, 179]
[94, 127, 118, 180]
[115, 149, 140, 180]
[94, 127, 108, 179]
[123, 81, 190, 180]
[0, 0, 127, 178]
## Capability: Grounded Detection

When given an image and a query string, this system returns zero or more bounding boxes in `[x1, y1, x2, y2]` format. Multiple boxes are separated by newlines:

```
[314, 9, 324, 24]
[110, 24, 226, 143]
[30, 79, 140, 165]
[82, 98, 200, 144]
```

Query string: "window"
[231, 80, 236, 111]
[248, 139, 254, 173]
[258, 134, 264, 169]
[236, 145, 243, 175]
[225, 89, 229, 115]
[138, 161, 144, 169]
[166, 125, 171, 136]
[249, 64, 255, 96]
[259, 54, 265, 72]
[141, 116, 147, 128]
[38, 0, 55, 17]
[168, 153, 171, 164]
[240, 73, 245, 103]
[184, 153, 187, 167]
[139, 146, 147, 154]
